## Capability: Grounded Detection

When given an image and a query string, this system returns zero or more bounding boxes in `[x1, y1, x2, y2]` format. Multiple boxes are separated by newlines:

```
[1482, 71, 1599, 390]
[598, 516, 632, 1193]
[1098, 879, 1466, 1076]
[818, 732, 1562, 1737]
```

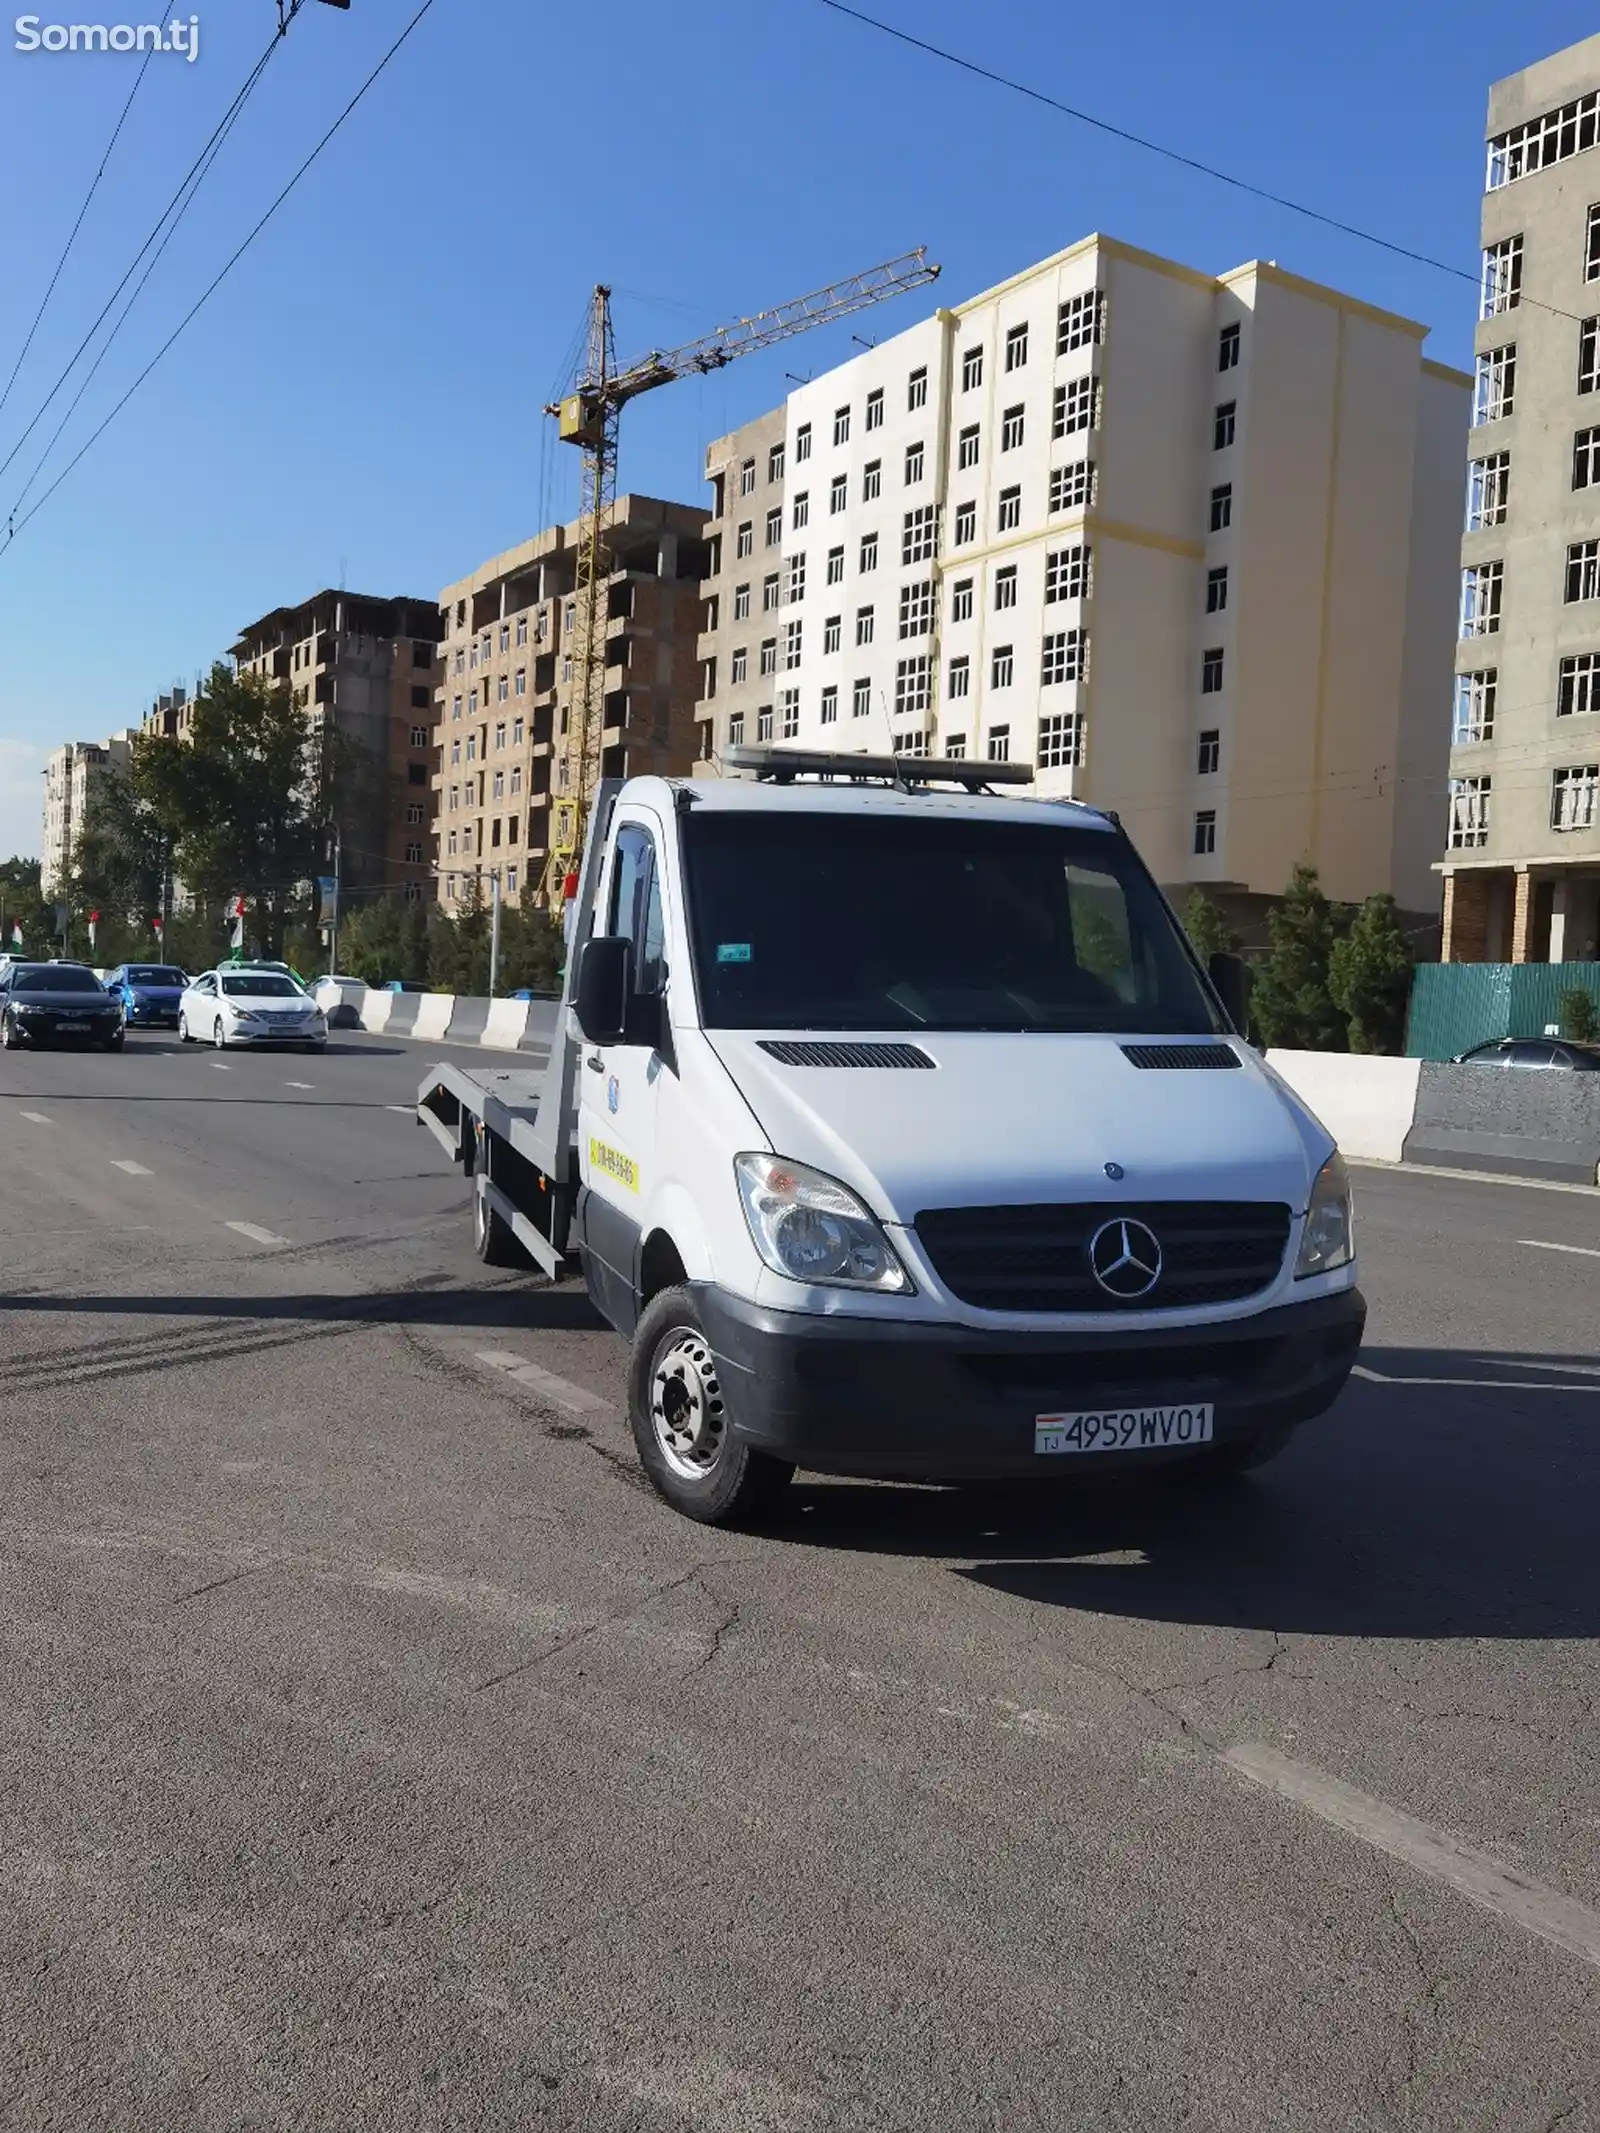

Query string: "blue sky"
[0, 0, 1590, 852]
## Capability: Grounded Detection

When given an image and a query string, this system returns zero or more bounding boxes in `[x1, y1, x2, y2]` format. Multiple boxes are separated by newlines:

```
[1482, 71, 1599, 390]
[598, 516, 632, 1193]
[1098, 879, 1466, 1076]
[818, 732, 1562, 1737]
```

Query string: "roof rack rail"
[721, 744, 1035, 790]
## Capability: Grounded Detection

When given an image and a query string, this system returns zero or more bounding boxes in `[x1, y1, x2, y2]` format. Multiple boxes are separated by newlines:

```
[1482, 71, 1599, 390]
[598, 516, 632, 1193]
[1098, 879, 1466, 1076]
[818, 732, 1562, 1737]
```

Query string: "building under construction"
[432, 496, 710, 910]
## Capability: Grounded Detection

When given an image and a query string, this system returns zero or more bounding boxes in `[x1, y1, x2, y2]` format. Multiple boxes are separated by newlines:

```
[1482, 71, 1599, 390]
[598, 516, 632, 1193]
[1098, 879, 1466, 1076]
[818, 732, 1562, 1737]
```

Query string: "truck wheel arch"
[639, 1228, 688, 1306]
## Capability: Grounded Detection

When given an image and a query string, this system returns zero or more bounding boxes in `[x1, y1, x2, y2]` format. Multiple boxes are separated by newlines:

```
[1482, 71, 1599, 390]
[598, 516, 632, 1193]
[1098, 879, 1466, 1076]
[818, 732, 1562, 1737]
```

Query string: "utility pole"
[488, 867, 501, 998]
[328, 822, 341, 975]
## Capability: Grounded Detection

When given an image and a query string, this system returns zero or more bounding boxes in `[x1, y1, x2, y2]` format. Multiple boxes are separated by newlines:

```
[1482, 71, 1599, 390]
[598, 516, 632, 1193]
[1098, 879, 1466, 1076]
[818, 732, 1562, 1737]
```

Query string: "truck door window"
[609, 824, 666, 996]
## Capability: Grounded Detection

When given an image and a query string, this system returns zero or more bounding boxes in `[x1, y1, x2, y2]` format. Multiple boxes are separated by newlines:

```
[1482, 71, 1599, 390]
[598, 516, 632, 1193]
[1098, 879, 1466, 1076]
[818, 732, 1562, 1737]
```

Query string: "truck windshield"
[682, 810, 1223, 1035]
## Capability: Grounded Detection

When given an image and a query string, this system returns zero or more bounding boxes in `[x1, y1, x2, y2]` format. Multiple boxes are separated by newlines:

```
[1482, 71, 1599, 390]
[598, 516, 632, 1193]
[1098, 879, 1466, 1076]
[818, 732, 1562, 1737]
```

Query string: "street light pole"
[488, 866, 501, 997]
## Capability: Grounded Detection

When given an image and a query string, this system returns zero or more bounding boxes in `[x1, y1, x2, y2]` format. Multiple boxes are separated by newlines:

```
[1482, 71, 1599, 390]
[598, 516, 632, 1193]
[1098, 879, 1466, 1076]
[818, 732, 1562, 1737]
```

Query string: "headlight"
[735, 1152, 912, 1293]
[1294, 1152, 1353, 1278]
[230, 1007, 259, 1022]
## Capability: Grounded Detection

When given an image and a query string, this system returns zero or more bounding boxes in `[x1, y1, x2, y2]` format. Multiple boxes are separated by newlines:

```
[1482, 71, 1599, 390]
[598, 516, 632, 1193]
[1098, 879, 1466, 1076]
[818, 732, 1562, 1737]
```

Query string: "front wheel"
[628, 1286, 793, 1527]
[0, 1013, 14, 1050]
[213, 1018, 227, 1049]
[178, 1013, 193, 1044]
[471, 1178, 523, 1266]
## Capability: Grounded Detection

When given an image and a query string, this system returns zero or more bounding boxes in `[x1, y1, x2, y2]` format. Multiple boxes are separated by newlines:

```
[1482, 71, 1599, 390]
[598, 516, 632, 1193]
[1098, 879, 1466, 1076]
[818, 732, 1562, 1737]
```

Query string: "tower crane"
[542, 248, 942, 904]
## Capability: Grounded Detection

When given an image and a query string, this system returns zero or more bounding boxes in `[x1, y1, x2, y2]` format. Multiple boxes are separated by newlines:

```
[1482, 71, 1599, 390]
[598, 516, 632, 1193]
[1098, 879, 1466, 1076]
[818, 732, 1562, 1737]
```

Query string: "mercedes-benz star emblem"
[1088, 1217, 1163, 1300]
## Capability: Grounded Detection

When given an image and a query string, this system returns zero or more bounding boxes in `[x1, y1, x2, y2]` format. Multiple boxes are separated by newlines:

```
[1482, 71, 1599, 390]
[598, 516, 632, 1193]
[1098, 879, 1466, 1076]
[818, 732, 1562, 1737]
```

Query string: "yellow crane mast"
[542, 248, 941, 905]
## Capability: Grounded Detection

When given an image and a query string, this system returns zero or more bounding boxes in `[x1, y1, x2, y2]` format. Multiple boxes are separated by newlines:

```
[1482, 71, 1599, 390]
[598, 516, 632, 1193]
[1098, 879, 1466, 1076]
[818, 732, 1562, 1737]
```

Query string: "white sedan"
[178, 969, 328, 1050]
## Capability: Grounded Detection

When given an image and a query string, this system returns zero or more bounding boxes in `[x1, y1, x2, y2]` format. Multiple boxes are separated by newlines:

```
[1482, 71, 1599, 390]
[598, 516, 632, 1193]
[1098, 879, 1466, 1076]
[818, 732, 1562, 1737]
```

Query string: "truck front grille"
[913, 1200, 1292, 1313]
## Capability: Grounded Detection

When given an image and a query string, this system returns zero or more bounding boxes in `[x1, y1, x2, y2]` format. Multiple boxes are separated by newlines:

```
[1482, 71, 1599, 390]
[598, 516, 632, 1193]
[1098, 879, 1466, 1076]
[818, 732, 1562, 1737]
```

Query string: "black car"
[1453, 1037, 1600, 1070]
[0, 962, 124, 1050]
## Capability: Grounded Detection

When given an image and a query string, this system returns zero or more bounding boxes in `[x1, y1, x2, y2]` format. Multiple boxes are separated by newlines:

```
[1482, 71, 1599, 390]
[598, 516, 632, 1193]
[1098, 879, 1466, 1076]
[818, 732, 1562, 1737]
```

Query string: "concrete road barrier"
[1404, 1064, 1600, 1186]
[482, 999, 532, 1049]
[446, 996, 491, 1044]
[412, 995, 453, 1043]
[1266, 1050, 1423, 1165]
[357, 990, 393, 1033]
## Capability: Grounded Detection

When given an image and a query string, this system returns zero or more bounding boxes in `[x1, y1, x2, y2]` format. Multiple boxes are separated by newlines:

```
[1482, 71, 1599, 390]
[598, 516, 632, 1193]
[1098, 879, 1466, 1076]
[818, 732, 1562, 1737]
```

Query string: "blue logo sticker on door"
[607, 1074, 620, 1114]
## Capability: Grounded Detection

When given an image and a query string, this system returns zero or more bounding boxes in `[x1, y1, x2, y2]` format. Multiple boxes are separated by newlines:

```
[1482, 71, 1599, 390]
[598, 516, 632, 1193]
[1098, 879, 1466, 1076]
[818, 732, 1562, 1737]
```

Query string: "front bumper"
[125, 998, 181, 1025]
[695, 1283, 1366, 1480]
[228, 1025, 325, 1044]
[11, 1014, 122, 1044]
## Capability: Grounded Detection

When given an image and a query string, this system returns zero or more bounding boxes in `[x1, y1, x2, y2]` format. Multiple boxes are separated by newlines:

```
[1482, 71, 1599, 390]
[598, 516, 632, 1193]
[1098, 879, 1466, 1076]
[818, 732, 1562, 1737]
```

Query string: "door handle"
[586, 1051, 606, 1073]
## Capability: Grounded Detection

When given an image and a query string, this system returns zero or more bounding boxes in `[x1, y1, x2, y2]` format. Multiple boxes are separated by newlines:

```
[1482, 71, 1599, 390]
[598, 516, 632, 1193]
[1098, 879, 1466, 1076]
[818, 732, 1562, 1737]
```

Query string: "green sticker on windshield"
[717, 942, 752, 964]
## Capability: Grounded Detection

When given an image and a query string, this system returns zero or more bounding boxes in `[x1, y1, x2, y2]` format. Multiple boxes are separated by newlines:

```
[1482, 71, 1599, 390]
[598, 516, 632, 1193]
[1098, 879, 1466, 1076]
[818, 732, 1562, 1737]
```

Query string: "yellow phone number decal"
[588, 1136, 639, 1193]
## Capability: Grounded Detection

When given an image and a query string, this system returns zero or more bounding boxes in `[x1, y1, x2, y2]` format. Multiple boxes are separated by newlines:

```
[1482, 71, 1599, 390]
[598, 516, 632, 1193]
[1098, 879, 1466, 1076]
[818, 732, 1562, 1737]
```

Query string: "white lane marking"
[210, 1063, 230, 1072]
[1520, 1237, 1600, 1259]
[286, 1081, 314, 1090]
[20, 1112, 50, 1124]
[226, 1221, 289, 1247]
[1224, 1743, 1600, 1975]
[1352, 1362, 1600, 1393]
[386, 1105, 411, 1113]
[111, 1160, 153, 1175]
[474, 1348, 609, 1416]
[1347, 1157, 1600, 1199]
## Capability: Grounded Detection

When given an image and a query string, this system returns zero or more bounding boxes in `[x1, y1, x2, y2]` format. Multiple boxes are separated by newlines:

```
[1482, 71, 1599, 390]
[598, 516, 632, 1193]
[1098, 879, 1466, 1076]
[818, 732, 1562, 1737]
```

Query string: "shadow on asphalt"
[0, 1281, 607, 1333]
[780, 1346, 1600, 1640]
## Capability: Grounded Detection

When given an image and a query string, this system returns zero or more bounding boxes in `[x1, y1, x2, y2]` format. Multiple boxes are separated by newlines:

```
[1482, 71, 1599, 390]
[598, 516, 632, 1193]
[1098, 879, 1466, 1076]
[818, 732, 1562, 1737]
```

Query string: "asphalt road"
[1, 1027, 1597, 2131]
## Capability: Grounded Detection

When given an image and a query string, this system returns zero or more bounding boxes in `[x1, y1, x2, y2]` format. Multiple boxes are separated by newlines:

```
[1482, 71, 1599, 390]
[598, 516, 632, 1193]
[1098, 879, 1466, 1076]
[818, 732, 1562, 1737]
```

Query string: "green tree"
[1181, 889, 1239, 964]
[429, 877, 491, 994]
[1251, 862, 1350, 1052]
[1329, 892, 1414, 1054]
[335, 895, 432, 986]
[73, 774, 172, 938]
[0, 857, 55, 957]
[1558, 986, 1599, 1044]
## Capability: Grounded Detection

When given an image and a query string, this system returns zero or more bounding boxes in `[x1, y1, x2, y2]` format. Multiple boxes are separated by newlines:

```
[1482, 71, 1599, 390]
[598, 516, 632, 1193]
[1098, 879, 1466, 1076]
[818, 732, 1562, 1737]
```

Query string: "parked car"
[1453, 1037, 1600, 1070]
[383, 979, 428, 992]
[178, 968, 327, 1050]
[102, 962, 190, 1029]
[0, 961, 123, 1050]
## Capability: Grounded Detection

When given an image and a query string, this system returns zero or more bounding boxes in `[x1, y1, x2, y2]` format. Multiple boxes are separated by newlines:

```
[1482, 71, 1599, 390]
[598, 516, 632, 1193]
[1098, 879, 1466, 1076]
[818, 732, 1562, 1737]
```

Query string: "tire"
[471, 1178, 524, 1266]
[178, 1013, 193, 1044]
[213, 1018, 227, 1050]
[628, 1286, 793, 1527]
[0, 1013, 13, 1050]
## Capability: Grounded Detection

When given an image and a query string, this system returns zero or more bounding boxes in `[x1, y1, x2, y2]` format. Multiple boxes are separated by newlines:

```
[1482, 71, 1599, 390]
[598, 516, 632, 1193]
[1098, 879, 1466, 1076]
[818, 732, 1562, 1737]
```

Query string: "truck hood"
[706, 1030, 1326, 1221]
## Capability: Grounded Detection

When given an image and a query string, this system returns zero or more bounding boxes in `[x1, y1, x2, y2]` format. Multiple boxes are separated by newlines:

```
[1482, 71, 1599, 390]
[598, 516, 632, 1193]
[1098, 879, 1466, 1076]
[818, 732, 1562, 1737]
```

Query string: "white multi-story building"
[698, 234, 1468, 925]
[40, 732, 135, 899]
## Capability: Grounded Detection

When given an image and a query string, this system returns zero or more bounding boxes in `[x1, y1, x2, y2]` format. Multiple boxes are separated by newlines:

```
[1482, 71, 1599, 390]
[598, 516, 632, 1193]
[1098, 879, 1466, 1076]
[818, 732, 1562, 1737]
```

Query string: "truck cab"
[423, 749, 1364, 1526]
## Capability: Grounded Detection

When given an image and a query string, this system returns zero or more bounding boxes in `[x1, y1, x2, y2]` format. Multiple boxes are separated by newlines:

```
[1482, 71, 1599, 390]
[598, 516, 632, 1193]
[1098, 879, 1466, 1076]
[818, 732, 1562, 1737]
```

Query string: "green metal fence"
[1405, 962, 1600, 1059]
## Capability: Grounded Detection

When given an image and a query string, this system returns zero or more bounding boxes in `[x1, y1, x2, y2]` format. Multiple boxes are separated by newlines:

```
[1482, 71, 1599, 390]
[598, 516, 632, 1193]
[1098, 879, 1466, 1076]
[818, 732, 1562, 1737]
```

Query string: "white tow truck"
[418, 747, 1364, 1526]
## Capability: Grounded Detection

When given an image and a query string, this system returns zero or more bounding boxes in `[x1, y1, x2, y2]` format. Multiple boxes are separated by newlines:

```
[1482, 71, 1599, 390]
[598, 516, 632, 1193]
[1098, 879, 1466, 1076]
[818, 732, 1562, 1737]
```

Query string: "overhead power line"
[0, 3, 178, 426]
[0, 0, 443, 556]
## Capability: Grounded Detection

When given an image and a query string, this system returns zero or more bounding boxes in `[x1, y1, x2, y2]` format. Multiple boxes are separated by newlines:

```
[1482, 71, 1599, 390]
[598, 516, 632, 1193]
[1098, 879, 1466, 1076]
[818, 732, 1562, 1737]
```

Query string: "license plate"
[56, 1020, 88, 1032]
[1035, 1404, 1215, 1456]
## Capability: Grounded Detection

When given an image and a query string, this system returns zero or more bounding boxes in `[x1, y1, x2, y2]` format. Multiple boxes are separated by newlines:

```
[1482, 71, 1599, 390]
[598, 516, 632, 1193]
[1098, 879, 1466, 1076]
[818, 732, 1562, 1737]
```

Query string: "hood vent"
[1121, 1043, 1240, 1070]
[757, 1040, 936, 1070]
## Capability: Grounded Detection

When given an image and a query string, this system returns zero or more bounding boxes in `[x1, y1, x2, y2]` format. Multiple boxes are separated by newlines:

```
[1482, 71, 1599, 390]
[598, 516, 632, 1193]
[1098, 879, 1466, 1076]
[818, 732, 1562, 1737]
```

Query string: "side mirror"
[574, 935, 630, 1046]
[1208, 951, 1251, 1034]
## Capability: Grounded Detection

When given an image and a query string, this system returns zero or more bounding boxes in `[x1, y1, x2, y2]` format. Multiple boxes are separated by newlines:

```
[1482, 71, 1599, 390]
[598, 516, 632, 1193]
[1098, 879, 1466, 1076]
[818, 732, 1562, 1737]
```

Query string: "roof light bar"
[721, 745, 1035, 790]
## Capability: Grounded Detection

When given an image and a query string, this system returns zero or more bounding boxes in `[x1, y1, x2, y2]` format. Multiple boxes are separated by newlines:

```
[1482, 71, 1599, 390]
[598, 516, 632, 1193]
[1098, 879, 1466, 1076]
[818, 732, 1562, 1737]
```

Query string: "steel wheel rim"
[649, 1328, 726, 1482]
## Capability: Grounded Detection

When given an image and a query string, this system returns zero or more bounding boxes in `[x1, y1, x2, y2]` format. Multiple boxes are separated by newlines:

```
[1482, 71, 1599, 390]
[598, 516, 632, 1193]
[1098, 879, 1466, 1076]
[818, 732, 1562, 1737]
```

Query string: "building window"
[1037, 711, 1084, 769]
[856, 605, 875, 646]
[763, 574, 780, 613]
[962, 346, 983, 392]
[736, 521, 754, 559]
[958, 424, 980, 470]
[783, 619, 803, 669]
[826, 545, 845, 586]
[903, 505, 937, 564]
[505, 865, 518, 893]
[1202, 647, 1224, 693]
[1213, 402, 1237, 450]
[1464, 452, 1510, 529]
[468, 688, 478, 716]
[514, 715, 524, 743]
[768, 441, 786, 483]
[1193, 811, 1217, 856]
[908, 366, 928, 411]
[1576, 430, 1600, 493]
[1582, 318, 1599, 395]
[734, 583, 751, 621]
[1474, 346, 1516, 424]
[1057, 289, 1103, 353]
[727, 710, 745, 747]
[951, 577, 973, 623]
[853, 677, 872, 719]
[409, 722, 428, 746]
[1206, 565, 1228, 614]
[780, 687, 800, 740]
[1448, 775, 1492, 848]
[1040, 628, 1087, 684]
[1481, 235, 1523, 318]
[862, 458, 882, 502]
[515, 614, 528, 647]
[452, 696, 463, 722]
[1054, 377, 1099, 439]
[953, 500, 976, 545]
[865, 388, 884, 432]
[1004, 322, 1029, 372]
[1463, 559, 1505, 630]
[1209, 483, 1233, 533]
[895, 654, 931, 714]
[895, 730, 929, 758]
[760, 639, 777, 676]
[899, 579, 935, 637]
[515, 668, 527, 696]
[1000, 403, 1025, 451]
[948, 655, 970, 699]
[824, 613, 842, 655]
[497, 624, 510, 654]
[1050, 460, 1095, 514]
[860, 531, 879, 571]
[1044, 543, 1091, 603]
[731, 647, 748, 684]
[1454, 669, 1497, 741]
[406, 802, 425, 825]
[986, 724, 1011, 762]
[795, 423, 812, 463]
[497, 674, 510, 703]
[994, 564, 1018, 612]
[829, 474, 848, 516]
[454, 648, 465, 675]
[821, 684, 839, 725]
[991, 645, 1014, 689]
[1488, 91, 1600, 188]
[1558, 652, 1600, 716]
[492, 770, 505, 800]
[494, 720, 506, 749]
[757, 704, 774, 742]
[1197, 728, 1221, 775]
[449, 781, 459, 806]
[792, 492, 810, 531]
[511, 766, 522, 795]
[945, 734, 967, 757]
[997, 484, 1022, 532]
[740, 459, 756, 496]
[465, 733, 477, 761]
[761, 507, 780, 550]
[1569, 543, 1600, 606]
[832, 406, 851, 448]
[787, 552, 807, 603]
[469, 643, 478, 671]
[1218, 321, 1241, 371]
[905, 440, 925, 484]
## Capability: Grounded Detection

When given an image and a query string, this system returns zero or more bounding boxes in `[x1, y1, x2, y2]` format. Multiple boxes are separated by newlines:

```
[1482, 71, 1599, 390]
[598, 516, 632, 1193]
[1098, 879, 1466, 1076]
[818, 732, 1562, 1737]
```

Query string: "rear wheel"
[471, 1177, 523, 1266]
[628, 1286, 793, 1527]
[0, 1012, 14, 1050]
